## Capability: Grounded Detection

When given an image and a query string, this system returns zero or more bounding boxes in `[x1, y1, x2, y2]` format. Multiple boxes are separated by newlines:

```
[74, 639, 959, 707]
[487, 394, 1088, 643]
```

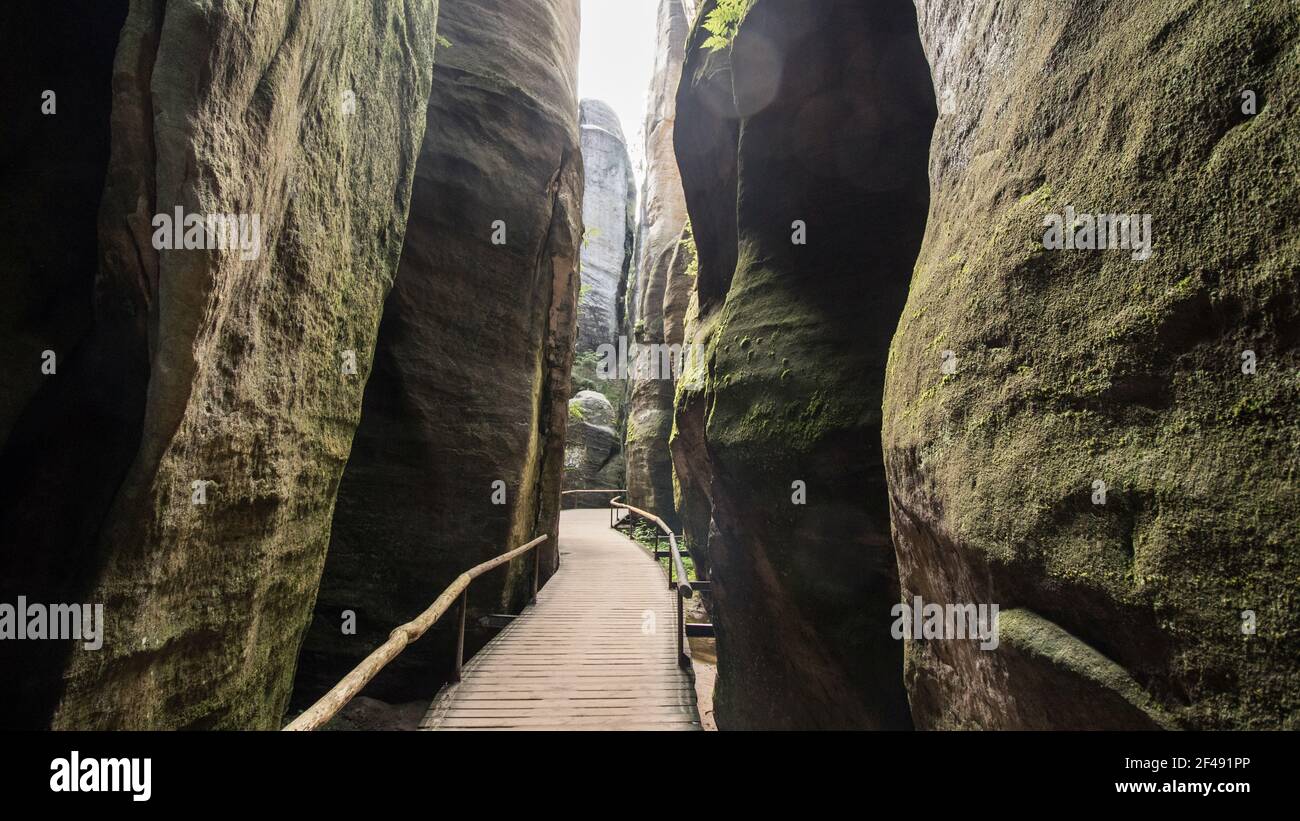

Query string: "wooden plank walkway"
[421, 508, 701, 730]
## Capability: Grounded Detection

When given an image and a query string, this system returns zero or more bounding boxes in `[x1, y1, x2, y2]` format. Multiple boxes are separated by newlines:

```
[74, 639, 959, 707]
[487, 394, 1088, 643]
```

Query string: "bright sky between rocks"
[579, 0, 661, 180]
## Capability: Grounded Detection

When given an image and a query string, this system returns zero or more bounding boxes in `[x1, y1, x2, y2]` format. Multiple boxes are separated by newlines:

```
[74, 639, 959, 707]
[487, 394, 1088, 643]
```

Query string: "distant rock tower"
[577, 99, 636, 355]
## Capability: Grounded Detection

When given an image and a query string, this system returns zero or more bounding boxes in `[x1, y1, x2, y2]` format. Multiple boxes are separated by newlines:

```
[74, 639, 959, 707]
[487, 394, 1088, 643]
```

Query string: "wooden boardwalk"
[421, 508, 701, 730]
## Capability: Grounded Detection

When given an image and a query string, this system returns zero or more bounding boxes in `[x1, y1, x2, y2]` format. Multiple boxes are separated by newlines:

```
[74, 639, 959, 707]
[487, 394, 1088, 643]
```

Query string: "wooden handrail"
[283, 534, 548, 731]
[609, 499, 692, 597]
[608, 497, 693, 667]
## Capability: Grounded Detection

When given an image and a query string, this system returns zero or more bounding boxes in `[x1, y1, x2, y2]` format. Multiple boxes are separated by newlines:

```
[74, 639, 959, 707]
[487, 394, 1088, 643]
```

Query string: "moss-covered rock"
[0, 0, 439, 730]
[884, 0, 1299, 729]
[673, 0, 934, 728]
[564, 391, 625, 498]
[293, 0, 582, 708]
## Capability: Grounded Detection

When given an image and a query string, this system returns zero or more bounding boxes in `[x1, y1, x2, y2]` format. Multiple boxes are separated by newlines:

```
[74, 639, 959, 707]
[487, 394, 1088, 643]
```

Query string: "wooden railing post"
[452, 589, 468, 682]
[677, 588, 685, 666]
[532, 546, 540, 604]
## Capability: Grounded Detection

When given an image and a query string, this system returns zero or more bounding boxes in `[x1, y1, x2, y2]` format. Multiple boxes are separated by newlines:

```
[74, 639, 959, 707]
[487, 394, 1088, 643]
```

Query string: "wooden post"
[532, 546, 541, 604]
[677, 590, 685, 665]
[664, 534, 673, 589]
[452, 589, 468, 682]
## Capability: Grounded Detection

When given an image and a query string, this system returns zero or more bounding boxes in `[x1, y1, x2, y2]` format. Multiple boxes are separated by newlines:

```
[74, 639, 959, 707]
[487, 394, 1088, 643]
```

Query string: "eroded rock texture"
[672, 0, 934, 729]
[883, 0, 1299, 729]
[567, 98, 633, 487]
[564, 391, 625, 494]
[577, 99, 635, 355]
[0, 0, 439, 730]
[625, 0, 694, 525]
[294, 0, 582, 706]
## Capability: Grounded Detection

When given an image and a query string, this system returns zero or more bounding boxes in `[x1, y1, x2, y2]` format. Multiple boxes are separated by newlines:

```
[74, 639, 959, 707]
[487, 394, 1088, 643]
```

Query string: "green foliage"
[436, 35, 452, 49]
[680, 220, 699, 278]
[630, 522, 697, 580]
[702, 0, 754, 52]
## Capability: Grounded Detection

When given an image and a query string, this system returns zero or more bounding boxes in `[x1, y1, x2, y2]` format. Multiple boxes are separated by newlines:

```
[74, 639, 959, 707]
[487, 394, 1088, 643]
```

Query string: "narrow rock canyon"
[563, 99, 634, 501]
[0, 0, 1294, 738]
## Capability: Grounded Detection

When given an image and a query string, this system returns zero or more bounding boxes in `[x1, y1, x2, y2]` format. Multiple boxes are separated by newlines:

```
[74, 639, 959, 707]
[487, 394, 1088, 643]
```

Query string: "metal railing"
[609, 496, 698, 667]
[284, 534, 548, 731]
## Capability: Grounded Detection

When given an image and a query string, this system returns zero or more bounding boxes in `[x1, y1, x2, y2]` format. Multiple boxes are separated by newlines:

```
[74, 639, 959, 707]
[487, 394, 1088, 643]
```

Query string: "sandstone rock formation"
[883, 0, 1299, 729]
[569, 98, 633, 444]
[294, 0, 582, 706]
[671, 0, 934, 729]
[576, 100, 635, 355]
[564, 391, 625, 496]
[668, 225, 713, 578]
[0, 0, 439, 729]
[625, 0, 695, 525]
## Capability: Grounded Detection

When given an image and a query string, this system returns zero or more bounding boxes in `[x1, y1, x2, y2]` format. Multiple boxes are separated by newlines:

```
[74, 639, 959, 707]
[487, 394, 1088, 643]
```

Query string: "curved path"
[421, 508, 701, 730]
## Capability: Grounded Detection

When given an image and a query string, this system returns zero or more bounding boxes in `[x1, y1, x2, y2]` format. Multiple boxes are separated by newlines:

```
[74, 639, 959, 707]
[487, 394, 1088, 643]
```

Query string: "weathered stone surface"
[625, 0, 694, 525]
[669, 226, 713, 578]
[672, 0, 934, 729]
[294, 0, 582, 706]
[0, 0, 439, 730]
[883, 0, 1299, 729]
[577, 99, 635, 355]
[564, 391, 625, 496]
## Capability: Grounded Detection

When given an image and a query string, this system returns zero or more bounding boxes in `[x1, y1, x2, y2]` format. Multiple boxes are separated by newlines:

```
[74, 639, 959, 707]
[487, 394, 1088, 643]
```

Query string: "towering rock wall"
[0, 0, 440, 729]
[672, 0, 934, 729]
[576, 100, 635, 356]
[625, 0, 694, 524]
[566, 99, 632, 499]
[883, 0, 1299, 729]
[295, 0, 582, 705]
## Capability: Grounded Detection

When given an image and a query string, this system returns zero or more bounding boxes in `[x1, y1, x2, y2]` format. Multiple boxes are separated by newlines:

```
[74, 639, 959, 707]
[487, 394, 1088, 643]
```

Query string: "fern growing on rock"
[703, 0, 753, 51]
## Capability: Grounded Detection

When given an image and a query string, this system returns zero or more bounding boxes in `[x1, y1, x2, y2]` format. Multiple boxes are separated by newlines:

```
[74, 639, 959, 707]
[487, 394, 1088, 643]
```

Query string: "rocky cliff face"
[672, 0, 934, 729]
[883, 0, 1299, 729]
[294, 0, 582, 706]
[0, 0, 439, 730]
[567, 98, 633, 491]
[576, 100, 635, 356]
[625, 0, 694, 525]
